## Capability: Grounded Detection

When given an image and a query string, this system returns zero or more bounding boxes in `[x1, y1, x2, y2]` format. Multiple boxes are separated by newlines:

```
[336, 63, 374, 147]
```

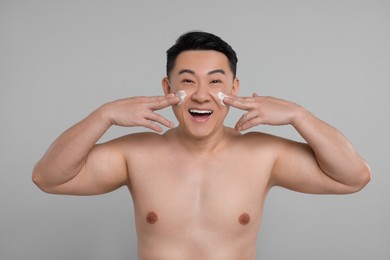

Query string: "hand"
[223, 93, 302, 131]
[102, 93, 180, 132]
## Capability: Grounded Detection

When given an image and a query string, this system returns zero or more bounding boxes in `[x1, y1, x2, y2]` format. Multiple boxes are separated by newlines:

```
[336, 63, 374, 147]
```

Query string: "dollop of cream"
[176, 90, 186, 105]
[217, 91, 228, 106]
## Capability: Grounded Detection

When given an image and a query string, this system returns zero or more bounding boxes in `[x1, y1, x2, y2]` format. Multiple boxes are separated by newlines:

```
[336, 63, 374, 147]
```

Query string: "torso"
[124, 128, 277, 259]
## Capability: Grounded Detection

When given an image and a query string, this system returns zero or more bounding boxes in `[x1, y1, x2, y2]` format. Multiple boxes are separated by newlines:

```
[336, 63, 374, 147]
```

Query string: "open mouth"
[188, 109, 213, 118]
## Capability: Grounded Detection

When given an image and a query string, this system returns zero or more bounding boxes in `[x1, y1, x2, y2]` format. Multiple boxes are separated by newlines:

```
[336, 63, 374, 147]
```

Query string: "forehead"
[173, 50, 231, 75]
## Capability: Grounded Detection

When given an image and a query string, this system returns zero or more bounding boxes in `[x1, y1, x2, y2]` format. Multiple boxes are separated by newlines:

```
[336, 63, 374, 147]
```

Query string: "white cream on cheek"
[176, 90, 227, 106]
[176, 90, 187, 105]
[217, 91, 227, 106]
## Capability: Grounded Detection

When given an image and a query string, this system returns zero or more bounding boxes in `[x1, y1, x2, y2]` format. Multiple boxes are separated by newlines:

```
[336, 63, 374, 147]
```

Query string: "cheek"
[176, 90, 187, 105]
[217, 91, 227, 106]
[172, 105, 186, 122]
[208, 90, 227, 106]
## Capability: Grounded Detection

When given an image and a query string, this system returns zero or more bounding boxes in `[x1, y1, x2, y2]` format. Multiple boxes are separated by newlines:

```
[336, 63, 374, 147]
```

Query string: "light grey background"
[1, 0, 389, 259]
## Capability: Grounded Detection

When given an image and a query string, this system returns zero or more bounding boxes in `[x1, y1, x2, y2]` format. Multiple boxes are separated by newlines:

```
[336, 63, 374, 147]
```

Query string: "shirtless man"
[32, 31, 371, 259]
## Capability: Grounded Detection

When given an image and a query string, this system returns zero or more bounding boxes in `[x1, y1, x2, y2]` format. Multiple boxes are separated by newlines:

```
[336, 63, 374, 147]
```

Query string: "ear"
[230, 78, 240, 96]
[162, 77, 171, 95]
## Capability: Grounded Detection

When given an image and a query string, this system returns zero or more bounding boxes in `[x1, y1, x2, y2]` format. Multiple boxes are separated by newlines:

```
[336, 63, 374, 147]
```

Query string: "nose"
[191, 83, 211, 103]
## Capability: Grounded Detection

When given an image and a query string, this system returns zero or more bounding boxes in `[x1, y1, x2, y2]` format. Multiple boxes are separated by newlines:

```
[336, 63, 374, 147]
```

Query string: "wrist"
[291, 105, 311, 128]
[95, 103, 114, 128]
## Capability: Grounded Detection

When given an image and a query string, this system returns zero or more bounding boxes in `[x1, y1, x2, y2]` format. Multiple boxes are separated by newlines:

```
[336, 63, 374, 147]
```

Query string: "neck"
[167, 125, 237, 156]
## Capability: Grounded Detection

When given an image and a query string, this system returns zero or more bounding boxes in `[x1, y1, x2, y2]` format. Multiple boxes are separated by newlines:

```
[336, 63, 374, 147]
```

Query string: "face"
[162, 50, 239, 138]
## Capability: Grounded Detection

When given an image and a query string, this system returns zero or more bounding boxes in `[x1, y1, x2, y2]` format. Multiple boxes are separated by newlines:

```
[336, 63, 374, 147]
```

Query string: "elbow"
[32, 174, 55, 194]
[32, 162, 52, 193]
[32, 163, 44, 191]
[32, 175, 45, 192]
[360, 161, 372, 187]
[350, 161, 372, 193]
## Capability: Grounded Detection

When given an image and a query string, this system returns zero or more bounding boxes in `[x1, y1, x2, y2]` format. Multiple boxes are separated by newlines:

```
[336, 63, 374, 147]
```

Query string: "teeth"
[189, 109, 213, 114]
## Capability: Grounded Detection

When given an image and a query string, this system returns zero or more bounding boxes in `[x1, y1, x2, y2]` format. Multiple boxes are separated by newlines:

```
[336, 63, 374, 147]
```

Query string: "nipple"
[176, 90, 186, 105]
[146, 211, 158, 224]
[217, 91, 227, 106]
[239, 213, 250, 225]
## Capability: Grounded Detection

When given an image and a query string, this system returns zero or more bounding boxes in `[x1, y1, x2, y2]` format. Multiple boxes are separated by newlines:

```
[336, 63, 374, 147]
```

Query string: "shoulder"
[238, 131, 289, 146]
[234, 131, 300, 157]
[119, 131, 166, 143]
[108, 132, 165, 146]
[99, 131, 167, 153]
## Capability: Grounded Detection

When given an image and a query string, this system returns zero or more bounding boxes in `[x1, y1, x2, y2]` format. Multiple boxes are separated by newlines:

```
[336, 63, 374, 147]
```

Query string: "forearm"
[292, 107, 371, 188]
[32, 105, 111, 188]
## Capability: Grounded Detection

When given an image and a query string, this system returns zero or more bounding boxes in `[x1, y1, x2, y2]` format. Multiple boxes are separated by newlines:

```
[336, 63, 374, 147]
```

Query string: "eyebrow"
[208, 69, 226, 75]
[178, 69, 226, 76]
[178, 69, 195, 75]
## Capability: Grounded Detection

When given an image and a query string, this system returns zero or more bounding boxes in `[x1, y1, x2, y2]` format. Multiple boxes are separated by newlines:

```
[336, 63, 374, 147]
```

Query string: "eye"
[210, 79, 222, 84]
[182, 79, 194, 84]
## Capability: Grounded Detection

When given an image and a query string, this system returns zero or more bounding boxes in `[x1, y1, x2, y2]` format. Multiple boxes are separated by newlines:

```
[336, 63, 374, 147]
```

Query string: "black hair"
[166, 31, 238, 78]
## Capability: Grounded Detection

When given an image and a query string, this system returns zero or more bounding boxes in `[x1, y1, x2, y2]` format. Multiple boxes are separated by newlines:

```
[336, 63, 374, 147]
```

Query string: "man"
[32, 31, 371, 259]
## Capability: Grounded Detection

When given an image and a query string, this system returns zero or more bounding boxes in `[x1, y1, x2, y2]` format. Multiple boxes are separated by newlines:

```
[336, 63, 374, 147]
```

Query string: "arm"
[224, 94, 371, 194]
[32, 94, 179, 195]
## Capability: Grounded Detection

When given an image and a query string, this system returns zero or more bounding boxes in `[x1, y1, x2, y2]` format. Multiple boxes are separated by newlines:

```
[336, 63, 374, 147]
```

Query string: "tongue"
[193, 113, 210, 118]
[191, 112, 211, 119]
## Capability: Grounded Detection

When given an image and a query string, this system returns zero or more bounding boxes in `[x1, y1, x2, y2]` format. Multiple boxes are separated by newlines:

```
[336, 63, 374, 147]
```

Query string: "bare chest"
[127, 150, 272, 236]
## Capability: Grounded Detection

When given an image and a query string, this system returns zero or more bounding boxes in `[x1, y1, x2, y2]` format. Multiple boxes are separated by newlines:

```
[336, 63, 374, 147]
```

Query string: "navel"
[146, 211, 158, 224]
[239, 213, 250, 225]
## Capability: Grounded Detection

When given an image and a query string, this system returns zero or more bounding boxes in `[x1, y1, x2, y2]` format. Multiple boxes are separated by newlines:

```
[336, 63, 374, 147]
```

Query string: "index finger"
[151, 94, 180, 110]
[223, 95, 256, 110]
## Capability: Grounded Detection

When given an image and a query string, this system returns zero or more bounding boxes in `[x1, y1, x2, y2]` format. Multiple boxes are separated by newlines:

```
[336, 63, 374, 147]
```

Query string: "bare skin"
[32, 50, 371, 259]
